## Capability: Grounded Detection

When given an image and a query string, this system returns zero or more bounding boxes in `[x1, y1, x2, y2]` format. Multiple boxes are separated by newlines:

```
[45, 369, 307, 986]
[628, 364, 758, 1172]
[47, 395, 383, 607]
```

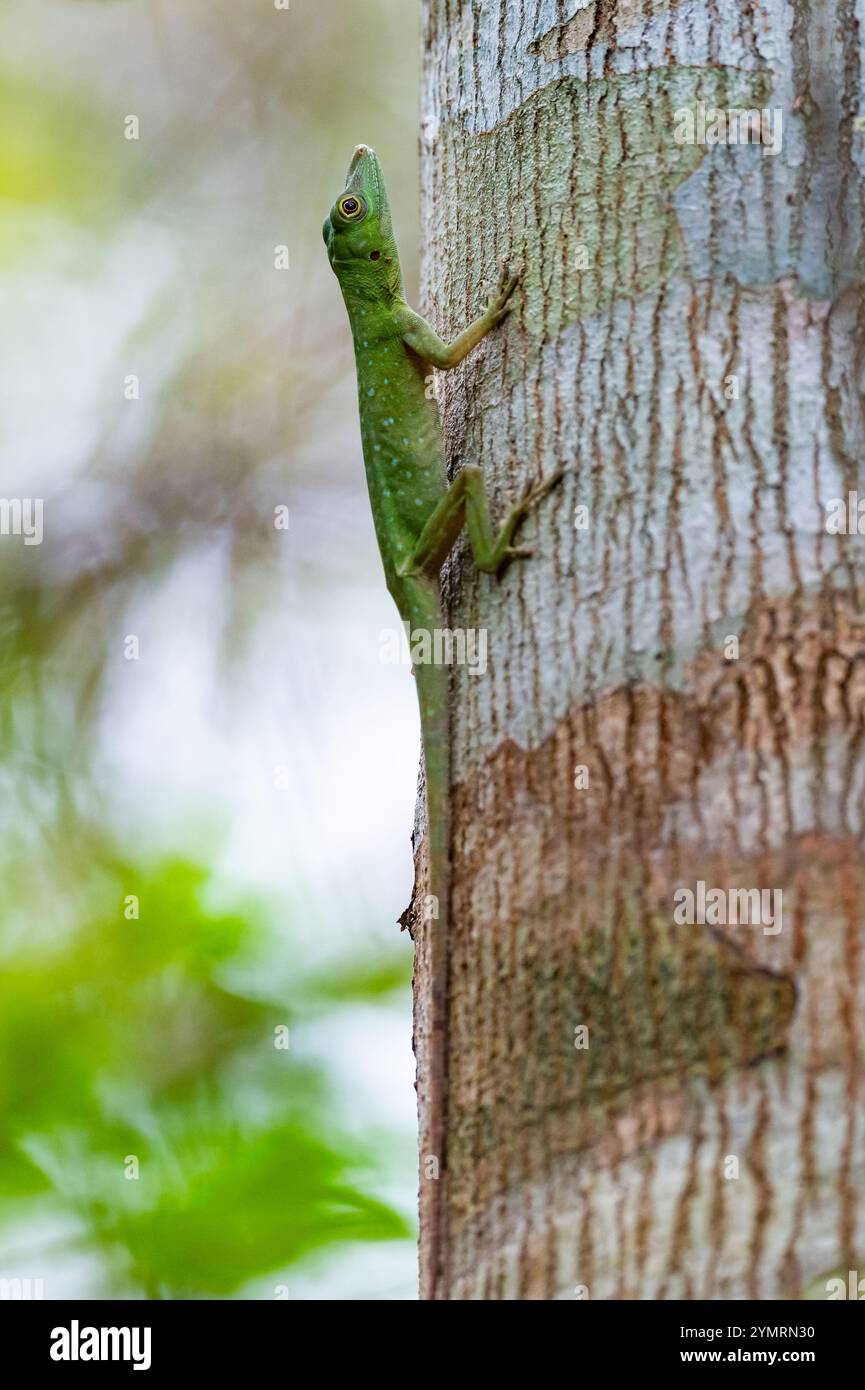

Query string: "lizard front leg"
[394, 261, 564, 577]
[395, 261, 519, 370]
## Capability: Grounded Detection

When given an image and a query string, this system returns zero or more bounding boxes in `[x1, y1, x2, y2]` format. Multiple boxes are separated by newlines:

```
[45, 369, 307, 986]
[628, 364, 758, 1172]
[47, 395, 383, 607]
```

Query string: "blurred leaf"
[305, 953, 412, 1005]
[24, 1110, 409, 1297]
[0, 853, 410, 1293]
[0, 75, 131, 255]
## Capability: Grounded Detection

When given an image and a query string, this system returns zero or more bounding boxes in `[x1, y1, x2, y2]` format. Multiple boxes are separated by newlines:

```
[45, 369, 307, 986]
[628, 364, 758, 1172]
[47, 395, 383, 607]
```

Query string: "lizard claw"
[518, 474, 536, 504]
[498, 256, 521, 292]
[533, 466, 566, 501]
[517, 467, 564, 508]
[486, 260, 520, 320]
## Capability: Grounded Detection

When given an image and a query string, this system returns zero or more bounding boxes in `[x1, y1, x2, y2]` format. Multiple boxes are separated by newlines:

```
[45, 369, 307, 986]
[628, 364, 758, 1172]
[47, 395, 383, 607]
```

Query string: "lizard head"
[323, 145, 402, 300]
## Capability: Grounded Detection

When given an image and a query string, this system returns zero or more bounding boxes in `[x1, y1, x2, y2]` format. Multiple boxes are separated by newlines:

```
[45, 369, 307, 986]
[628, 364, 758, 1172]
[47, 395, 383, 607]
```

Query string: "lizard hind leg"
[403, 463, 566, 581]
[463, 463, 566, 574]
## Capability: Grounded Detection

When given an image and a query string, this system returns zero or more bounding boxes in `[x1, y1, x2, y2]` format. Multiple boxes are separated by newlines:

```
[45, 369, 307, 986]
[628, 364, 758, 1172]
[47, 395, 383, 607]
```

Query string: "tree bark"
[413, 0, 865, 1299]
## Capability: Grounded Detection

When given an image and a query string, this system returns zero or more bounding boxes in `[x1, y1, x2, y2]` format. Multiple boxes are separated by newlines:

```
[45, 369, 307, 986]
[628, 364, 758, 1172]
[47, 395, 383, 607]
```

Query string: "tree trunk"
[413, 0, 865, 1300]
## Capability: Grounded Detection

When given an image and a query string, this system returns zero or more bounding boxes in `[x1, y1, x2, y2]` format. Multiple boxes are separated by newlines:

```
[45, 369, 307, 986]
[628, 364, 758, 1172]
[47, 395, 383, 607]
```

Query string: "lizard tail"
[401, 576, 451, 1301]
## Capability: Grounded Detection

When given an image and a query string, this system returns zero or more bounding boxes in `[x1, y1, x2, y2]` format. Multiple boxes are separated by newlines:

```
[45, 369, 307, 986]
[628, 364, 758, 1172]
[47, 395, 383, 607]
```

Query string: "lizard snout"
[348, 144, 373, 176]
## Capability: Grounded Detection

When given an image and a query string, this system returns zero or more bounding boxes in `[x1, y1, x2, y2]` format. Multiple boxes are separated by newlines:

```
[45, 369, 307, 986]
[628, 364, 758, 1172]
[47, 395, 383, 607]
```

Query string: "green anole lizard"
[323, 145, 563, 1300]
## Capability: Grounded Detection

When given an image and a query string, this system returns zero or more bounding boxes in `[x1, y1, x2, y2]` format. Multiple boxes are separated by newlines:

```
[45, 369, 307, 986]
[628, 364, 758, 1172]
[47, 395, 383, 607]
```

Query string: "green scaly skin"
[323, 145, 563, 1300]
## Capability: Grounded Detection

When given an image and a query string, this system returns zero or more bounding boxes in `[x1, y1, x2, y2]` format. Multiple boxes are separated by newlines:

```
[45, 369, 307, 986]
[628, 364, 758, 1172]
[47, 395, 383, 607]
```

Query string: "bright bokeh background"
[0, 0, 423, 1299]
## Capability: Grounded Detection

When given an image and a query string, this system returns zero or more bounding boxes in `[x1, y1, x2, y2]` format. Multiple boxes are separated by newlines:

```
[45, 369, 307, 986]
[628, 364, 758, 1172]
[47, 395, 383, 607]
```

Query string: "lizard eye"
[338, 195, 365, 220]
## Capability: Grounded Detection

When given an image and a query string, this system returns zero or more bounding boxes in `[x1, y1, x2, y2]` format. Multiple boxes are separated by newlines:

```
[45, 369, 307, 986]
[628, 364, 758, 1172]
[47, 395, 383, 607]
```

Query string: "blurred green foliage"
[0, 0, 420, 1298]
[0, 852, 411, 1295]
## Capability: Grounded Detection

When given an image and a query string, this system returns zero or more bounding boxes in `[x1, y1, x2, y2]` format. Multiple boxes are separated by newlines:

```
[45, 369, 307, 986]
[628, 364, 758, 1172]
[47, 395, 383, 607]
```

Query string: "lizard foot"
[515, 465, 567, 515]
[485, 259, 520, 324]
